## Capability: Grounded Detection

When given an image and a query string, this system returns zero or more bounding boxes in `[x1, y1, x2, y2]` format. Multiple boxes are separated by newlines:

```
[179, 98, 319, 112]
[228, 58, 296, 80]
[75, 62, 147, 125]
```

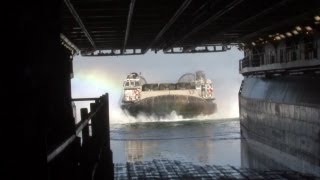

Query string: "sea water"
[110, 118, 241, 166]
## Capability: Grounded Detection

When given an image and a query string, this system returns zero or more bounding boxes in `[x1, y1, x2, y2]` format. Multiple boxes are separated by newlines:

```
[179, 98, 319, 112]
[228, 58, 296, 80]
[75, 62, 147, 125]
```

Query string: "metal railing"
[46, 93, 113, 180]
[239, 42, 319, 72]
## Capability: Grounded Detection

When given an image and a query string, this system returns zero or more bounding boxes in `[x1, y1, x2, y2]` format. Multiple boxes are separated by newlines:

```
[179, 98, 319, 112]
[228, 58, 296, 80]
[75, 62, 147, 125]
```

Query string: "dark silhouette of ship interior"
[8, 0, 319, 179]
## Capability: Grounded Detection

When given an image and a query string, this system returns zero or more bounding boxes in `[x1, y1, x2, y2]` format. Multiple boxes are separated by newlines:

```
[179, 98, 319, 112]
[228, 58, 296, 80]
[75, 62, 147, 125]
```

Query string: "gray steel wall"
[239, 76, 320, 176]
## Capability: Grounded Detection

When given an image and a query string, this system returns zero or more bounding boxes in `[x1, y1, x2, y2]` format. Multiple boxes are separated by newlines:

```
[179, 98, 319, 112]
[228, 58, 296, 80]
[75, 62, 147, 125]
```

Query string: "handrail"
[75, 102, 104, 135]
[47, 135, 76, 163]
[47, 97, 105, 163]
[239, 42, 319, 71]
[72, 98, 99, 101]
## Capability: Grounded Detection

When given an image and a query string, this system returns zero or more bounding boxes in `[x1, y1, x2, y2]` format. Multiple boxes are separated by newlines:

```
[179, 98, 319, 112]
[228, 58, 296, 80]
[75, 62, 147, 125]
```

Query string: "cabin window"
[130, 81, 134, 86]
[135, 82, 140, 86]
[125, 82, 129, 86]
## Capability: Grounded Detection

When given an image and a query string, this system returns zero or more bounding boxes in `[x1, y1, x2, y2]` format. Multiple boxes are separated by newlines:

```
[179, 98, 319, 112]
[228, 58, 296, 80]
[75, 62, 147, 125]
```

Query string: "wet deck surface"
[114, 159, 317, 180]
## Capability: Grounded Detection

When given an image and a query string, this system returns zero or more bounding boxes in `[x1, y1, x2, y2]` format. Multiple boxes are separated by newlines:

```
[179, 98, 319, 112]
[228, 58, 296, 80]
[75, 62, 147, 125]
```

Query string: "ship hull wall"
[239, 76, 320, 176]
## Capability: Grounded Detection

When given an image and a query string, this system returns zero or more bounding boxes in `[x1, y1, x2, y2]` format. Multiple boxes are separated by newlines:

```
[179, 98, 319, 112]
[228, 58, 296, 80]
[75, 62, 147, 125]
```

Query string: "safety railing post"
[79, 108, 91, 180]
[90, 102, 99, 162]
[80, 108, 90, 145]
[100, 93, 114, 179]
[47, 95, 113, 180]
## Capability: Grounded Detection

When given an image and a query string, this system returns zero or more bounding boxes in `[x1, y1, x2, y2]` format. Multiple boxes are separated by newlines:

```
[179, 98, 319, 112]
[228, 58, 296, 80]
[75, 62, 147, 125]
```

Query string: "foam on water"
[110, 106, 238, 125]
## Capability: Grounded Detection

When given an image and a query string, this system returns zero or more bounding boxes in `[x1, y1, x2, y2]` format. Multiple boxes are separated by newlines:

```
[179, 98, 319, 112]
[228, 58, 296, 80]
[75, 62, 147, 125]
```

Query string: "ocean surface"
[110, 118, 241, 166]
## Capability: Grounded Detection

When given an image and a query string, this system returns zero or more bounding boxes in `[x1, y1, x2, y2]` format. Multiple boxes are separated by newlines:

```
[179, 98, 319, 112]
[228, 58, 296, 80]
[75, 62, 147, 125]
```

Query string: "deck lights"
[292, 30, 299, 35]
[295, 26, 302, 31]
[286, 32, 292, 37]
[305, 26, 312, 31]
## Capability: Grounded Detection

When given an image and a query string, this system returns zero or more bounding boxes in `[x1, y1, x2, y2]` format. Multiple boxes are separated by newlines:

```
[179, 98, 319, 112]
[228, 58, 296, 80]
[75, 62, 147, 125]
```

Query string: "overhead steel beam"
[142, 0, 192, 54]
[182, 0, 292, 50]
[82, 49, 143, 56]
[60, 33, 80, 54]
[64, 0, 96, 49]
[73, 0, 119, 2]
[208, 0, 293, 42]
[189, 0, 224, 27]
[163, 0, 245, 52]
[164, 45, 229, 54]
[123, 0, 136, 53]
[237, 9, 319, 42]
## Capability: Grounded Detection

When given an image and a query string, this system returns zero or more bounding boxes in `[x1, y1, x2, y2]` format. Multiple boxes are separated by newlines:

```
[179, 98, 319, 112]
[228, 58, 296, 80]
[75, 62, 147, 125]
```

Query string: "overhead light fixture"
[292, 30, 299, 35]
[295, 26, 302, 31]
[286, 32, 292, 37]
[314, 15, 320, 21]
[305, 26, 313, 31]
[275, 36, 281, 40]
[251, 42, 256, 46]
[280, 34, 286, 39]
[268, 35, 273, 38]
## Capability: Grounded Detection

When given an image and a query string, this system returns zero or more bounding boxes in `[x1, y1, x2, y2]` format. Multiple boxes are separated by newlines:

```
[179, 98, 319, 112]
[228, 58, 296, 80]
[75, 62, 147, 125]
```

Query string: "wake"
[109, 107, 238, 124]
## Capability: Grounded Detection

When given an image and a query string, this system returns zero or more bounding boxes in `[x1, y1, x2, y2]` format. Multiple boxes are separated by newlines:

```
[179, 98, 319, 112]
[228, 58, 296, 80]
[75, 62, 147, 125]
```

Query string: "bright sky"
[71, 47, 244, 123]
